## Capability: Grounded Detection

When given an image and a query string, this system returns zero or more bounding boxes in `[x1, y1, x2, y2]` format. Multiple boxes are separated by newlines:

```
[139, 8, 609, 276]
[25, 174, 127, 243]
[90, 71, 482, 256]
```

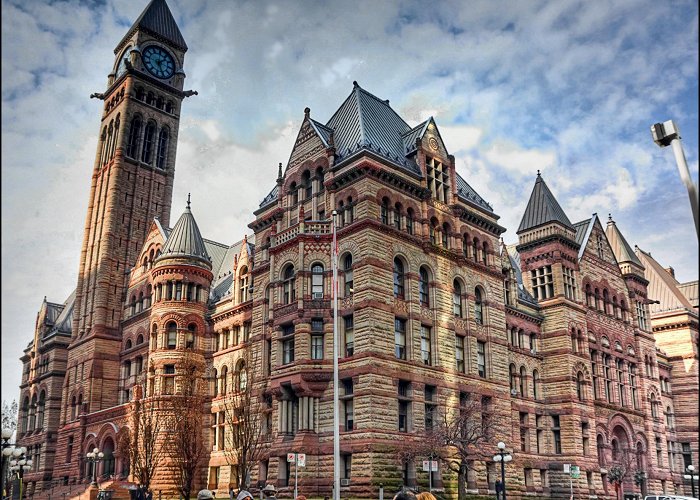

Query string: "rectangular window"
[406, 214, 413, 235]
[420, 325, 432, 366]
[426, 157, 450, 203]
[394, 318, 406, 360]
[167, 330, 177, 349]
[603, 354, 612, 402]
[477, 341, 486, 378]
[536, 415, 544, 454]
[582, 422, 590, 456]
[552, 415, 562, 454]
[636, 300, 648, 330]
[657, 437, 663, 466]
[668, 441, 675, 471]
[530, 265, 554, 300]
[344, 315, 354, 357]
[563, 266, 577, 300]
[398, 401, 408, 432]
[682, 442, 692, 469]
[311, 335, 324, 360]
[455, 335, 465, 373]
[282, 338, 294, 364]
[341, 454, 352, 480]
[590, 350, 599, 399]
[520, 412, 529, 452]
[617, 359, 626, 406]
[163, 364, 175, 394]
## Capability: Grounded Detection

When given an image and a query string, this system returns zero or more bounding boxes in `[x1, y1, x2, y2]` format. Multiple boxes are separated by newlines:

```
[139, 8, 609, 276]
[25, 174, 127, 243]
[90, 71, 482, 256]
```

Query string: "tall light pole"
[331, 210, 340, 500]
[651, 120, 700, 238]
[685, 464, 697, 498]
[2, 428, 15, 497]
[85, 448, 104, 487]
[8, 447, 31, 500]
[492, 441, 512, 500]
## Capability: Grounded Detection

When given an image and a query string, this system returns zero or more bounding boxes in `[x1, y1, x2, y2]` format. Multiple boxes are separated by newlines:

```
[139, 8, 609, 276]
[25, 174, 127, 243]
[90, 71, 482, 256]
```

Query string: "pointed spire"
[117, 0, 187, 52]
[605, 216, 643, 267]
[156, 197, 211, 267]
[517, 173, 573, 233]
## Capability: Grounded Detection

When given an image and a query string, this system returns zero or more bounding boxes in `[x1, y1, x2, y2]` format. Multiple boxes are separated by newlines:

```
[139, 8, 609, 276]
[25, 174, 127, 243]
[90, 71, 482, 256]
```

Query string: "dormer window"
[426, 156, 449, 203]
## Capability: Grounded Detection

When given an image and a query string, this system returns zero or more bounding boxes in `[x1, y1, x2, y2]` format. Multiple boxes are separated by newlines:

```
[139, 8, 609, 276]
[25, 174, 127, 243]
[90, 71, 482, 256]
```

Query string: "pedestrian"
[146, 490, 153, 500]
[392, 490, 417, 500]
[495, 479, 503, 500]
[236, 490, 253, 500]
[197, 489, 215, 500]
[261, 484, 277, 500]
[417, 493, 436, 500]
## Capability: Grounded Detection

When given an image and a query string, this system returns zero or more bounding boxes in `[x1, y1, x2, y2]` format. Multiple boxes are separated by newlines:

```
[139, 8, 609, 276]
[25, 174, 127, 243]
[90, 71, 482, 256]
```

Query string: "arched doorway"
[102, 437, 115, 478]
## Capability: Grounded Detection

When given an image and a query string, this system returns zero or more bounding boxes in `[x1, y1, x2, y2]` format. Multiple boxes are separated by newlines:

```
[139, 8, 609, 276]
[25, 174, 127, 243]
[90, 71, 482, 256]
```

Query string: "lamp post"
[85, 448, 104, 487]
[684, 464, 697, 498]
[492, 442, 513, 500]
[8, 447, 31, 500]
[2, 428, 15, 498]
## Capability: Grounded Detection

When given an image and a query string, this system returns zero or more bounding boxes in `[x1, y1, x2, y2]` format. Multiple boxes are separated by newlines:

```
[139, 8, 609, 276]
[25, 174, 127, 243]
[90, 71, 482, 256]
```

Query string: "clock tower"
[55, 0, 191, 478]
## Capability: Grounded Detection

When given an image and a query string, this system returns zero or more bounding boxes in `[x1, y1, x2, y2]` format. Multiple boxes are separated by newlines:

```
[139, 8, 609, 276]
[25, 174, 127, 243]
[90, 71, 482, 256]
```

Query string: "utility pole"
[332, 211, 340, 500]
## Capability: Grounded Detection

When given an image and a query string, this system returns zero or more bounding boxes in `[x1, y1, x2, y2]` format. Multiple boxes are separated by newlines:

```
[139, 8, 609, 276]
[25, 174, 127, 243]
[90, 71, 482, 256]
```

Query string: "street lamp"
[684, 464, 697, 498]
[2, 428, 15, 497]
[8, 447, 30, 500]
[493, 441, 513, 500]
[650, 120, 700, 238]
[85, 448, 104, 487]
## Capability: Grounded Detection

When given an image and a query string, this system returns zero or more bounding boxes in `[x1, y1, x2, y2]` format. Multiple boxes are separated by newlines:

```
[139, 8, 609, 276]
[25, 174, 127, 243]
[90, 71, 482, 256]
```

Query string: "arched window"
[419, 266, 430, 307]
[311, 263, 324, 299]
[37, 391, 46, 428]
[472, 238, 479, 262]
[156, 127, 169, 169]
[137, 292, 143, 313]
[381, 198, 389, 225]
[211, 368, 218, 397]
[650, 393, 658, 418]
[302, 170, 312, 200]
[474, 287, 484, 324]
[611, 439, 620, 461]
[151, 324, 158, 348]
[603, 289, 610, 315]
[343, 254, 353, 296]
[146, 92, 155, 106]
[99, 127, 108, 165]
[462, 234, 469, 257]
[126, 116, 141, 158]
[104, 121, 114, 165]
[532, 370, 540, 399]
[585, 284, 593, 307]
[110, 115, 120, 159]
[453, 279, 463, 317]
[186, 324, 196, 349]
[156, 96, 164, 109]
[239, 265, 249, 303]
[482, 241, 489, 266]
[136, 334, 144, 345]
[130, 295, 137, 316]
[393, 258, 405, 299]
[509, 364, 517, 392]
[519, 366, 527, 396]
[612, 297, 619, 319]
[125, 339, 133, 350]
[166, 322, 177, 349]
[237, 361, 247, 392]
[594, 288, 601, 311]
[666, 406, 673, 428]
[577, 371, 585, 400]
[283, 265, 296, 304]
[346, 197, 354, 223]
[393, 203, 402, 229]
[145, 285, 152, 309]
[220, 366, 228, 396]
[442, 223, 450, 248]
[597, 435, 606, 465]
[429, 219, 438, 245]
[69, 395, 77, 421]
[316, 166, 325, 194]
[141, 122, 156, 164]
[406, 208, 414, 234]
[289, 182, 298, 205]
[135, 87, 145, 101]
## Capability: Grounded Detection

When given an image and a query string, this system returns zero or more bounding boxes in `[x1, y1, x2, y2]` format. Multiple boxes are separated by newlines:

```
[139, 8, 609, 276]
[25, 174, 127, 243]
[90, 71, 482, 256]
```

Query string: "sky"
[1, 0, 698, 402]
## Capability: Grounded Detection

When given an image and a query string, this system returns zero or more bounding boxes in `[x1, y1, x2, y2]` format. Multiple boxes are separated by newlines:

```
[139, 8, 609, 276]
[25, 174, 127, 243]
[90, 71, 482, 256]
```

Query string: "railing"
[272, 220, 332, 247]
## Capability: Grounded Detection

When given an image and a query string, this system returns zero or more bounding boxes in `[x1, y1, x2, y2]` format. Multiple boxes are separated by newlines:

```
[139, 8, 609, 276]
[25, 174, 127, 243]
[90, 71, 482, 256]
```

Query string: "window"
[455, 335, 465, 373]
[238, 266, 249, 303]
[282, 324, 294, 365]
[520, 366, 527, 396]
[302, 171, 312, 200]
[582, 422, 590, 455]
[126, 116, 141, 158]
[552, 415, 562, 454]
[393, 258, 405, 299]
[343, 254, 353, 296]
[237, 362, 247, 392]
[381, 198, 389, 224]
[426, 156, 449, 202]
[424, 385, 436, 431]
[597, 435, 606, 465]
[509, 364, 517, 392]
[420, 326, 432, 365]
[616, 359, 625, 406]
[186, 324, 196, 349]
[343, 315, 354, 357]
[531, 265, 554, 300]
[563, 266, 577, 300]
[442, 223, 449, 248]
[398, 380, 411, 433]
[650, 393, 658, 418]
[283, 265, 296, 304]
[474, 287, 484, 324]
[591, 350, 599, 399]
[636, 300, 648, 330]
[577, 371, 585, 401]
[520, 412, 529, 451]
[156, 127, 169, 169]
[163, 364, 175, 395]
[419, 267, 430, 306]
[311, 263, 324, 298]
[393, 204, 402, 229]
[142, 122, 156, 164]
[341, 454, 352, 480]
[536, 415, 544, 453]
[406, 209, 414, 235]
[167, 322, 177, 349]
[603, 354, 612, 402]
[682, 442, 692, 469]
[477, 341, 486, 377]
[629, 363, 638, 409]
[532, 370, 540, 399]
[311, 333, 324, 360]
[394, 318, 406, 360]
[453, 279, 463, 317]
[343, 378, 354, 431]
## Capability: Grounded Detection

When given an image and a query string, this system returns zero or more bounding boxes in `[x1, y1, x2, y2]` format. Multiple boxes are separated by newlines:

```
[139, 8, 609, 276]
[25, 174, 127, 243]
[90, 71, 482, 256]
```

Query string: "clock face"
[142, 46, 175, 79]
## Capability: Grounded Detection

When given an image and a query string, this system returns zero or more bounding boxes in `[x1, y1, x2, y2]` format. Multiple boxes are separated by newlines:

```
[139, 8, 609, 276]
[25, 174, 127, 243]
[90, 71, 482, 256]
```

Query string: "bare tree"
[1, 400, 17, 434]
[431, 394, 495, 500]
[222, 345, 264, 489]
[127, 388, 165, 492]
[165, 353, 207, 500]
[607, 447, 639, 500]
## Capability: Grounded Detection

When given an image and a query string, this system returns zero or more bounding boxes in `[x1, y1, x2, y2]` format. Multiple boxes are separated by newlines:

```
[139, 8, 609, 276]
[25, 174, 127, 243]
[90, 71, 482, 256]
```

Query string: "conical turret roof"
[117, 0, 187, 52]
[605, 215, 643, 267]
[156, 197, 211, 267]
[517, 172, 573, 233]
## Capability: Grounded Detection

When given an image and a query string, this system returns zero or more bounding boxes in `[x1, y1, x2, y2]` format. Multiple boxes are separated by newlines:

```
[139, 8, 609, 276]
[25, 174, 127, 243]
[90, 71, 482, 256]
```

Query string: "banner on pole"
[422, 460, 438, 471]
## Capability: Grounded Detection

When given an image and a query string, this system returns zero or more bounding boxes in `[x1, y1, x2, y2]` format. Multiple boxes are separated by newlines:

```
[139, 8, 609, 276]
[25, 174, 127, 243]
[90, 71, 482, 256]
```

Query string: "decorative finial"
[304, 107, 310, 118]
[187, 193, 191, 209]
[353, 80, 358, 87]
[536, 169, 541, 177]
[277, 162, 283, 179]
[608, 213, 613, 222]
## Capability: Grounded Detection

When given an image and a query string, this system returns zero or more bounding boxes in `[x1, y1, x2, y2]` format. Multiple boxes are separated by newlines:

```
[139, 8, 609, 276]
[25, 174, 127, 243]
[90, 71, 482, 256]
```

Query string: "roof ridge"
[354, 83, 410, 129]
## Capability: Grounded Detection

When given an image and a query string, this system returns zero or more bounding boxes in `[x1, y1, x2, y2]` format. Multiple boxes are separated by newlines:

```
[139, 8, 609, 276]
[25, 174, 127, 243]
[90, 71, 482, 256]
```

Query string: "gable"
[286, 118, 328, 174]
[581, 217, 622, 272]
[419, 119, 450, 161]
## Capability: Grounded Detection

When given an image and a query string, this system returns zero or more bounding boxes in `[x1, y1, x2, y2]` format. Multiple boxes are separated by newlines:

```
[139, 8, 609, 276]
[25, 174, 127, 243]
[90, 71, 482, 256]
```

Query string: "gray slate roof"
[605, 217, 643, 267]
[506, 244, 539, 307]
[117, 0, 187, 52]
[517, 173, 573, 233]
[156, 202, 211, 266]
[456, 173, 493, 212]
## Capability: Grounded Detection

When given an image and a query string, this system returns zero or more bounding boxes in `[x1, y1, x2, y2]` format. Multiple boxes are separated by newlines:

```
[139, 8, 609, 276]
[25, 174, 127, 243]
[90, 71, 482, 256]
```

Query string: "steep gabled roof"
[117, 0, 187, 52]
[456, 173, 493, 212]
[605, 216, 643, 267]
[309, 119, 333, 147]
[156, 199, 211, 266]
[573, 215, 596, 260]
[517, 173, 573, 233]
[326, 82, 421, 175]
[505, 244, 539, 307]
[636, 248, 696, 314]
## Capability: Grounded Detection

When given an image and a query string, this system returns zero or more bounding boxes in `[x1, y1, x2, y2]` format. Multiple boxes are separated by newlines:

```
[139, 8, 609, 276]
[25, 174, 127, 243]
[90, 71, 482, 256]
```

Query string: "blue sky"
[1, 0, 698, 401]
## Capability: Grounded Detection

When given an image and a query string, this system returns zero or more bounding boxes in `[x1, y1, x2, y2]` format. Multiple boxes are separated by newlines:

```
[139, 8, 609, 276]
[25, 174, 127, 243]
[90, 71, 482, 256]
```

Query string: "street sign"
[422, 460, 438, 471]
[287, 452, 306, 467]
[570, 465, 580, 479]
[563, 463, 571, 473]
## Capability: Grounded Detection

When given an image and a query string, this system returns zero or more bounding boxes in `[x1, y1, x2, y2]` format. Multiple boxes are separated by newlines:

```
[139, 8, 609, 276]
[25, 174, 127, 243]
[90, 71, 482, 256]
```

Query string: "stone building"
[15, 0, 698, 498]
